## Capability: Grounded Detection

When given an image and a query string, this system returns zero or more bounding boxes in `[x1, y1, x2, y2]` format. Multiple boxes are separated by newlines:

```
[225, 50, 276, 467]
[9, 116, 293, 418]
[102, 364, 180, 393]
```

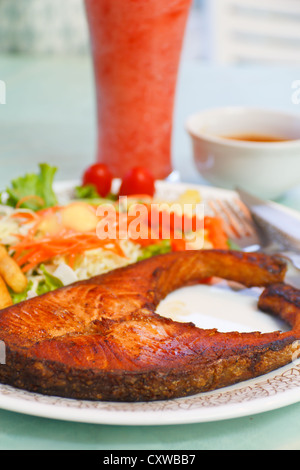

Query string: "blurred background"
[0, 0, 204, 58]
[1, 0, 300, 196]
[1, 0, 300, 64]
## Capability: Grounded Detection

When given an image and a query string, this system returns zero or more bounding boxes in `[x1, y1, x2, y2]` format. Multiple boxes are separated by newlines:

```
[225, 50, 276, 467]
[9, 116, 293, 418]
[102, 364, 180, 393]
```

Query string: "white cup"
[186, 107, 300, 199]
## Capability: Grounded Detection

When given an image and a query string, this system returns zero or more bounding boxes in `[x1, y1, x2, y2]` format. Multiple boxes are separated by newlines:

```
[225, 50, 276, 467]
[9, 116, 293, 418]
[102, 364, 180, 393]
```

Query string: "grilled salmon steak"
[0, 249, 299, 402]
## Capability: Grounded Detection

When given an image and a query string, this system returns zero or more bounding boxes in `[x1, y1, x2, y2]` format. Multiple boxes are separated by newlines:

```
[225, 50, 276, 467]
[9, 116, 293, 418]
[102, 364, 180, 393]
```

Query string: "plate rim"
[0, 361, 299, 425]
[0, 178, 299, 425]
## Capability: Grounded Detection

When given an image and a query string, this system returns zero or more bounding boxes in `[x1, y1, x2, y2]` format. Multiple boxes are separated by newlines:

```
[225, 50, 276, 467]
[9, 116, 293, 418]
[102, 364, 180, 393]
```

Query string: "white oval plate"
[0, 179, 299, 425]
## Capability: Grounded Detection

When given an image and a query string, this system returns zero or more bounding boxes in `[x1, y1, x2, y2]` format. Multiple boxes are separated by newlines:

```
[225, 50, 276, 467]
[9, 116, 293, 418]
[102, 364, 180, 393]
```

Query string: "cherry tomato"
[82, 164, 113, 198]
[119, 167, 155, 197]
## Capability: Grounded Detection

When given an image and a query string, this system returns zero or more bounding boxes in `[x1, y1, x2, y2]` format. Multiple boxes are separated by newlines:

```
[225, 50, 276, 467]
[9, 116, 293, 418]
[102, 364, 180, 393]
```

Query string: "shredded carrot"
[125, 195, 154, 201]
[9, 200, 229, 274]
[204, 216, 228, 249]
[12, 231, 126, 273]
[67, 253, 78, 269]
[16, 195, 45, 209]
[171, 238, 187, 252]
[10, 211, 38, 221]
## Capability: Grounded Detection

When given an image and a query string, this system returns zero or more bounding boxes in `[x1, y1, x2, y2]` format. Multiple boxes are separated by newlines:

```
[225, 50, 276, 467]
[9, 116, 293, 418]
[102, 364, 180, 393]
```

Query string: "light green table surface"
[0, 53, 300, 450]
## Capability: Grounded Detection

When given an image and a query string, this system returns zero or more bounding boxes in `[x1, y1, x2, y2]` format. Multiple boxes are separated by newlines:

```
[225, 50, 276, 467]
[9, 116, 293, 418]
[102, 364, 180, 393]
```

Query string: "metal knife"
[236, 188, 300, 269]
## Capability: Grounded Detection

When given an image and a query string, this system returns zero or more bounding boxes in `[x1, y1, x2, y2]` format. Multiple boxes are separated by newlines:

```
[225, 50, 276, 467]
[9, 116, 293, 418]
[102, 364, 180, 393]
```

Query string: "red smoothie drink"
[85, 0, 192, 179]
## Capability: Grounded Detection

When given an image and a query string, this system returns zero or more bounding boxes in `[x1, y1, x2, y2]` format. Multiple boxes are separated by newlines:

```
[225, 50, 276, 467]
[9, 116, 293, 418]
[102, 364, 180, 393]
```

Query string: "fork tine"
[231, 198, 257, 235]
[215, 200, 247, 237]
[223, 199, 255, 237]
[208, 200, 237, 239]
[208, 197, 262, 249]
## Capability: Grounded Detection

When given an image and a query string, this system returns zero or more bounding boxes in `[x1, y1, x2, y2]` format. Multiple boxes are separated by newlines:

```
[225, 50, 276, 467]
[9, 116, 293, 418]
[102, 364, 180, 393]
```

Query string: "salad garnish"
[0, 163, 229, 307]
[1, 163, 58, 211]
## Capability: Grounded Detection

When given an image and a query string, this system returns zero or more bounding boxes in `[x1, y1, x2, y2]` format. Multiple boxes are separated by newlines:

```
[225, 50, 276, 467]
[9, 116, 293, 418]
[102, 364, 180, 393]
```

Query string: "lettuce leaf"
[3, 163, 58, 211]
[227, 239, 241, 250]
[75, 184, 118, 203]
[75, 184, 100, 199]
[10, 266, 64, 303]
[138, 240, 171, 261]
[9, 281, 33, 305]
[36, 265, 63, 296]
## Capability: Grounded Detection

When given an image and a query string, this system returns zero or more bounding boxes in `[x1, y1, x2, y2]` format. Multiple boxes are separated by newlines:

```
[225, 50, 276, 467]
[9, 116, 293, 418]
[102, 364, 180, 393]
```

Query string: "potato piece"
[36, 214, 61, 236]
[177, 190, 202, 205]
[61, 203, 98, 232]
[0, 275, 12, 310]
[0, 246, 28, 293]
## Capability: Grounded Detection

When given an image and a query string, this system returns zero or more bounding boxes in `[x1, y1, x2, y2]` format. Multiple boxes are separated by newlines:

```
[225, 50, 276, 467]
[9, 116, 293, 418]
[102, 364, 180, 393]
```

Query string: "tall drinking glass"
[84, 0, 192, 179]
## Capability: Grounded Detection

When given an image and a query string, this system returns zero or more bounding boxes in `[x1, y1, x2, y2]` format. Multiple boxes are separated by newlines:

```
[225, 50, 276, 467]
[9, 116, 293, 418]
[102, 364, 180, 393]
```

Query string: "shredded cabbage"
[0, 205, 145, 303]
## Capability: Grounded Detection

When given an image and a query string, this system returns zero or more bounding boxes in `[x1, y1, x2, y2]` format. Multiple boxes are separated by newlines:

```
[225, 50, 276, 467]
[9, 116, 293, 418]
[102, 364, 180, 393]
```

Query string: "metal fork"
[208, 198, 262, 251]
[208, 197, 300, 271]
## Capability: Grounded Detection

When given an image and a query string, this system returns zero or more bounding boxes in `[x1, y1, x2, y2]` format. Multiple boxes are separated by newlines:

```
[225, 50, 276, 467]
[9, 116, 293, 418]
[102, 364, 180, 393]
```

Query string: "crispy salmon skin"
[0, 249, 298, 402]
